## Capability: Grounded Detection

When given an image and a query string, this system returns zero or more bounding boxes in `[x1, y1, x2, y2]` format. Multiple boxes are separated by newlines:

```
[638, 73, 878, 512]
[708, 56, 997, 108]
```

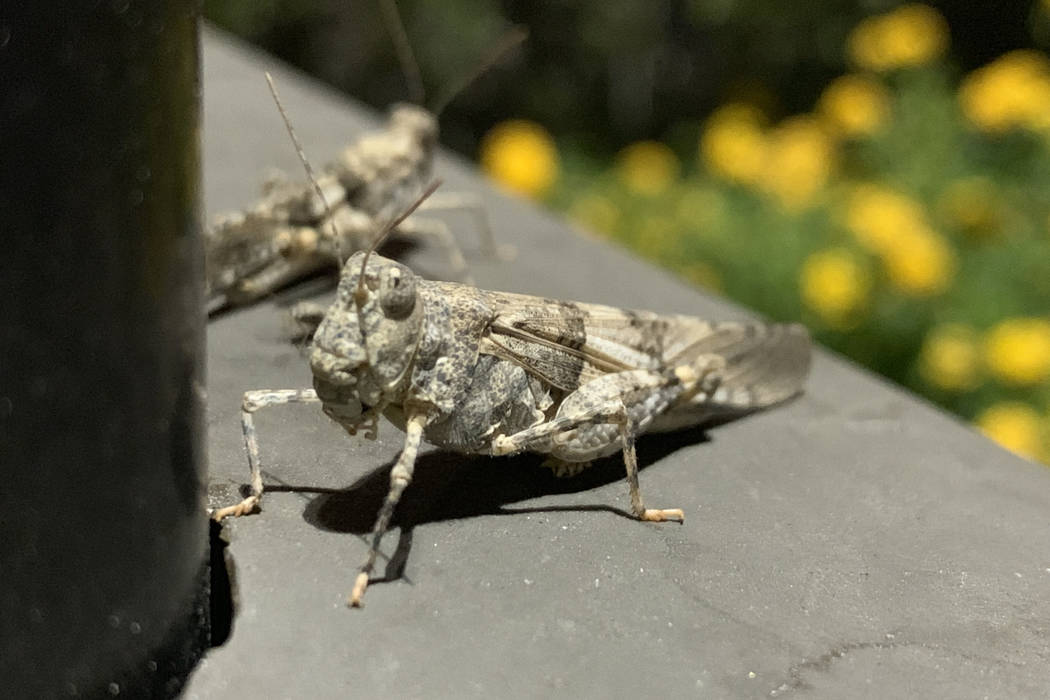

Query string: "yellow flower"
[936, 177, 1004, 240]
[759, 116, 836, 211]
[800, 248, 872, 327]
[616, 141, 680, 196]
[845, 183, 928, 254]
[983, 318, 1050, 386]
[847, 4, 950, 71]
[975, 402, 1045, 461]
[816, 74, 892, 137]
[918, 323, 981, 391]
[569, 194, 620, 235]
[843, 183, 955, 295]
[699, 104, 767, 184]
[958, 50, 1050, 133]
[479, 119, 559, 198]
[879, 228, 956, 296]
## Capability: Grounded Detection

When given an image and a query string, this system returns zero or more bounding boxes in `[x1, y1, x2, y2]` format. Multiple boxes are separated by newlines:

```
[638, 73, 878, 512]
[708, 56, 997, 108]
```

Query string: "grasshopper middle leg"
[349, 412, 428, 607]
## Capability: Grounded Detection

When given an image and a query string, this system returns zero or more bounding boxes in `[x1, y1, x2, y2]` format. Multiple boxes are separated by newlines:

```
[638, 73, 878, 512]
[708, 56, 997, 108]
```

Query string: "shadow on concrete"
[256, 427, 712, 534]
[243, 428, 710, 588]
[207, 520, 235, 649]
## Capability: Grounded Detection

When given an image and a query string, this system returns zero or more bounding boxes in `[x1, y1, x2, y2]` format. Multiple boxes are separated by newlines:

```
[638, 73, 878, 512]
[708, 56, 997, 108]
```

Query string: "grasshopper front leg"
[211, 388, 321, 520]
[210, 388, 426, 607]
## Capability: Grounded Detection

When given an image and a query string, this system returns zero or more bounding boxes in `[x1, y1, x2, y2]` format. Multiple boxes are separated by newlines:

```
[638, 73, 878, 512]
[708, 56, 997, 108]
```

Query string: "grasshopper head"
[309, 252, 425, 421]
[389, 103, 438, 152]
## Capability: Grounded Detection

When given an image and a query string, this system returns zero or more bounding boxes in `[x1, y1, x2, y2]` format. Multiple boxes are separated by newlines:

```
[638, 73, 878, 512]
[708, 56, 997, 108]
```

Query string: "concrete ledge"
[188, 27, 1050, 699]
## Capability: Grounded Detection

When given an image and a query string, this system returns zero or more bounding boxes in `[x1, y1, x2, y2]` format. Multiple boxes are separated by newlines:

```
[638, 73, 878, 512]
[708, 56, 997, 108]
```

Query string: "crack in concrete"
[768, 632, 1035, 696]
[769, 634, 910, 696]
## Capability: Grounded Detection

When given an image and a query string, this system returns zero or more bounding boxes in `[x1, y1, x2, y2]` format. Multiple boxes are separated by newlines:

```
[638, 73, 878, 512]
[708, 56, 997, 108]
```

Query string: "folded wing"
[478, 291, 811, 412]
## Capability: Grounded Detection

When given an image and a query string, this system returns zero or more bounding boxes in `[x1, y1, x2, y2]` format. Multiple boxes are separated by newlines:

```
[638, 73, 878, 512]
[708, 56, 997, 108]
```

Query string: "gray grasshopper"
[213, 186, 812, 606]
[204, 8, 524, 314]
[204, 104, 479, 313]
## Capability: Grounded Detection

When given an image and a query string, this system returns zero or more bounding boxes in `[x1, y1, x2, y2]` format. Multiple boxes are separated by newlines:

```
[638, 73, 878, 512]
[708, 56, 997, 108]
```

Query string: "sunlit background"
[206, 1, 1050, 465]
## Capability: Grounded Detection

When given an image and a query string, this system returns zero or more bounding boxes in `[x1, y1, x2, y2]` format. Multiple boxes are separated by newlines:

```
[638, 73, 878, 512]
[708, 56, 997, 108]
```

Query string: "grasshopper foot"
[639, 508, 685, 523]
[211, 495, 259, 521]
[348, 572, 370, 608]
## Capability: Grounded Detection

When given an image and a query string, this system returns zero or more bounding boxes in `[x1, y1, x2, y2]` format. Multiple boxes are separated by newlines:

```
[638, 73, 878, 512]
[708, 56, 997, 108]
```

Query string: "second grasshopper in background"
[205, 1, 524, 314]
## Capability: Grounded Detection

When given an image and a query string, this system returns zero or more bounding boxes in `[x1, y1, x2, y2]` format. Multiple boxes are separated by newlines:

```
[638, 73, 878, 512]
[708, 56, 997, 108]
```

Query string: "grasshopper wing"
[478, 291, 810, 415]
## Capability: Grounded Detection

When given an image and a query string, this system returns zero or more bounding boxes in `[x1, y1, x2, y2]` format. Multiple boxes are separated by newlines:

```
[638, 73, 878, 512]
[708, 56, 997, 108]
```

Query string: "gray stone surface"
[187, 27, 1050, 699]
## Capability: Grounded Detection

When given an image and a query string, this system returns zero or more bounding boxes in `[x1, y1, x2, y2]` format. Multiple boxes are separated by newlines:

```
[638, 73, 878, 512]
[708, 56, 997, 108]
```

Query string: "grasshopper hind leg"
[539, 402, 685, 521]
[615, 401, 684, 523]
[490, 364, 721, 524]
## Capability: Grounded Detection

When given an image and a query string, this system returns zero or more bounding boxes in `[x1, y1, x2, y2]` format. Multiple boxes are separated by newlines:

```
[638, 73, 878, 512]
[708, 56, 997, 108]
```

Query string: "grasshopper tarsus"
[210, 496, 259, 522]
[348, 572, 370, 608]
[638, 508, 686, 523]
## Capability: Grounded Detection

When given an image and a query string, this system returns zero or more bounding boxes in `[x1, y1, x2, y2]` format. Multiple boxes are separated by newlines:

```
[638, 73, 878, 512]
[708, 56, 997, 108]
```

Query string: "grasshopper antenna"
[430, 25, 529, 116]
[354, 179, 442, 306]
[378, 0, 426, 105]
[264, 71, 346, 264]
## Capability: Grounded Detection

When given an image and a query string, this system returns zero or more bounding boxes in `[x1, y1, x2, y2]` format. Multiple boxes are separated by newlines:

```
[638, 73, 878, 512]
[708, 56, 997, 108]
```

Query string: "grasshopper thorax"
[310, 252, 425, 420]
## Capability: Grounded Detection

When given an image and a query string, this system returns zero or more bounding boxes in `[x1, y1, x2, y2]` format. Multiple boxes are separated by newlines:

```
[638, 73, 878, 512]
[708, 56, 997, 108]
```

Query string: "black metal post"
[0, 2, 207, 697]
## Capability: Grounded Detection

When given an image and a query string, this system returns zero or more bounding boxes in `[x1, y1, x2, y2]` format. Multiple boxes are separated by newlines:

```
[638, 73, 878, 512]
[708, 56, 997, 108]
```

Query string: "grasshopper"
[204, 3, 524, 314]
[213, 184, 812, 607]
[203, 99, 478, 314]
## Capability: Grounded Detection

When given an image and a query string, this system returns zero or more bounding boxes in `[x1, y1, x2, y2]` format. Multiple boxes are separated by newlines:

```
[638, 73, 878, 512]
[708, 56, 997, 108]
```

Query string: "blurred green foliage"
[204, 1, 1033, 152]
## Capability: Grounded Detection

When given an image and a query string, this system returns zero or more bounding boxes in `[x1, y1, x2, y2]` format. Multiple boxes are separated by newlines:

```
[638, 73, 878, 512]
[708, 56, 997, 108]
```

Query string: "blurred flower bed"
[479, 5, 1050, 464]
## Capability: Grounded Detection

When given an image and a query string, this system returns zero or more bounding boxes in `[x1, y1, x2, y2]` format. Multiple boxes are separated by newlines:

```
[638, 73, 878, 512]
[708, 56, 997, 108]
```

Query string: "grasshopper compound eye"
[379, 265, 417, 319]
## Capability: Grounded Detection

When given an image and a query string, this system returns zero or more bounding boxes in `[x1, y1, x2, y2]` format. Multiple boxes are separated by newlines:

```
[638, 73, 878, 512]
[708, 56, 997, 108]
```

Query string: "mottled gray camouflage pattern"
[204, 104, 476, 314]
[215, 251, 811, 605]
[309, 253, 810, 462]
